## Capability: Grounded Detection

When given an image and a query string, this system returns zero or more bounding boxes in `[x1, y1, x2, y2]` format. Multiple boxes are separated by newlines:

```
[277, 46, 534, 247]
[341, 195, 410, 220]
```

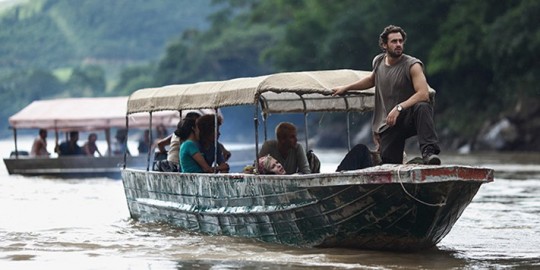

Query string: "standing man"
[332, 25, 441, 165]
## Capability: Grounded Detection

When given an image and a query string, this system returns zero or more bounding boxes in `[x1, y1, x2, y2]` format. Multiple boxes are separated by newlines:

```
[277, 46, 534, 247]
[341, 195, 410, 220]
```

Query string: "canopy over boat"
[127, 69, 379, 114]
[128, 69, 435, 114]
[9, 96, 180, 131]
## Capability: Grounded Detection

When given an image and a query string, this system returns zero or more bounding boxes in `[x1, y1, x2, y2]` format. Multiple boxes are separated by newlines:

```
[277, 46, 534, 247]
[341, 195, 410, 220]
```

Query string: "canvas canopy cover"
[9, 96, 179, 131]
[127, 69, 380, 115]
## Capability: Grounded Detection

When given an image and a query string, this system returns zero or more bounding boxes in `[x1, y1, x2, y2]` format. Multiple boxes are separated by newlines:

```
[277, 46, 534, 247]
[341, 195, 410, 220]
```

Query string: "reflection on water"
[0, 139, 539, 269]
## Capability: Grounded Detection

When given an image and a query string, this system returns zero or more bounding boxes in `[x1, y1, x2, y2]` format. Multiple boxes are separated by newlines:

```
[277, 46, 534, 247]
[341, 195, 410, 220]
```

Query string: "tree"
[154, 1, 278, 85]
[114, 64, 157, 96]
[0, 69, 66, 136]
[427, 0, 538, 138]
[66, 65, 106, 97]
[486, 0, 540, 102]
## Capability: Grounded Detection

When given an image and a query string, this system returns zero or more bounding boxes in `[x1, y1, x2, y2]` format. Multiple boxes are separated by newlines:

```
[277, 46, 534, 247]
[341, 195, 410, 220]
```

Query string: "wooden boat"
[121, 69, 493, 250]
[3, 96, 179, 178]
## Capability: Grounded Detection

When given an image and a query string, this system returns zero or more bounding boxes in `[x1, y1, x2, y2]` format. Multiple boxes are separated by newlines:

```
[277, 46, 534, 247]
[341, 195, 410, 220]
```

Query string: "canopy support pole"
[254, 101, 260, 171]
[258, 95, 269, 141]
[346, 112, 351, 151]
[303, 113, 309, 151]
[262, 112, 268, 141]
[343, 97, 351, 151]
[298, 94, 309, 151]
[105, 128, 111, 157]
[12, 128, 18, 159]
[213, 109, 219, 172]
[123, 116, 128, 169]
[146, 112, 153, 172]
[54, 126, 59, 155]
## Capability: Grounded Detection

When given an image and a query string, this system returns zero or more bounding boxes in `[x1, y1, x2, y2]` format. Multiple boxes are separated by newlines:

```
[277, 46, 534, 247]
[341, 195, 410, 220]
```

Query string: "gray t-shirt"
[259, 140, 311, 174]
[372, 53, 423, 133]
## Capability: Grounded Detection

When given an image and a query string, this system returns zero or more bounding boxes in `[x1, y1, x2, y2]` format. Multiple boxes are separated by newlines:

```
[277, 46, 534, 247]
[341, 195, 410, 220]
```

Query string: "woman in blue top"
[176, 118, 228, 173]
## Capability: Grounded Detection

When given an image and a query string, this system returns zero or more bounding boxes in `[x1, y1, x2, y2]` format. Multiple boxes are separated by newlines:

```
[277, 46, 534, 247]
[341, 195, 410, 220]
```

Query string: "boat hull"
[4, 156, 147, 179]
[121, 165, 493, 250]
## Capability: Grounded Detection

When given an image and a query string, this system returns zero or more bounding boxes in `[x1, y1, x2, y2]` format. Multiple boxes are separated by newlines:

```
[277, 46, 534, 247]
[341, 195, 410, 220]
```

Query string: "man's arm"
[219, 142, 231, 161]
[331, 72, 375, 96]
[192, 152, 214, 173]
[258, 141, 272, 157]
[83, 144, 91, 156]
[296, 144, 311, 174]
[386, 63, 430, 126]
[156, 134, 172, 153]
[401, 63, 430, 108]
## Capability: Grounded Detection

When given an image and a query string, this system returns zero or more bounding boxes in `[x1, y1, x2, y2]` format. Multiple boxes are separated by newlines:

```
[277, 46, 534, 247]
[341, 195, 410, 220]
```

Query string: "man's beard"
[387, 48, 403, 58]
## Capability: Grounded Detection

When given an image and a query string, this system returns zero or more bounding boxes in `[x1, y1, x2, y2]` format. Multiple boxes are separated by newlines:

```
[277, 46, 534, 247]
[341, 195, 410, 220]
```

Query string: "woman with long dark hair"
[177, 117, 229, 173]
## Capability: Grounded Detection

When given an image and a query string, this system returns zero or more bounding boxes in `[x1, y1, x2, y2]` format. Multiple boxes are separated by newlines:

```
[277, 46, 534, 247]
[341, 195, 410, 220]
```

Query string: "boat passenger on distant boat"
[30, 129, 50, 157]
[57, 131, 83, 156]
[110, 129, 131, 156]
[82, 133, 102, 157]
[137, 130, 151, 154]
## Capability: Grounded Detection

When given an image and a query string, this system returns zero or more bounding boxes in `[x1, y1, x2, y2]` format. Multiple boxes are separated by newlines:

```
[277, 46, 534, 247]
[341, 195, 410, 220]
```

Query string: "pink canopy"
[8, 96, 180, 131]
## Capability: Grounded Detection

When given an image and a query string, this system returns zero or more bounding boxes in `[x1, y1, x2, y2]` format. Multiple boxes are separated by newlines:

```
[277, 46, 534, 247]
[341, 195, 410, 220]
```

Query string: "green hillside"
[0, 0, 216, 137]
[0, 0, 215, 72]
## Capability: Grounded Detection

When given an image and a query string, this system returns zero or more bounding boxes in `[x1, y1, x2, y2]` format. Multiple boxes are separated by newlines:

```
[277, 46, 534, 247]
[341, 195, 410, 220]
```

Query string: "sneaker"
[423, 153, 441, 165]
[406, 156, 424, 164]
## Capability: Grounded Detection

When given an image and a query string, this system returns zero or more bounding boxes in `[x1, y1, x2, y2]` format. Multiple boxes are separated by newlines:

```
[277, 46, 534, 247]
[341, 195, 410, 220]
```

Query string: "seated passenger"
[154, 112, 201, 172]
[30, 129, 50, 157]
[177, 118, 228, 173]
[197, 114, 229, 173]
[154, 112, 231, 172]
[259, 122, 310, 174]
[137, 129, 151, 154]
[57, 131, 83, 156]
[82, 133, 102, 157]
[155, 123, 168, 141]
[110, 129, 131, 156]
[257, 155, 286, 175]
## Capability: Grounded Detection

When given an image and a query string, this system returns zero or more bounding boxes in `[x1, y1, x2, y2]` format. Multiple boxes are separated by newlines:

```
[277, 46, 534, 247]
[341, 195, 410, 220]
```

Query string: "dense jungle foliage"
[1, 0, 538, 150]
[0, 0, 216, 136]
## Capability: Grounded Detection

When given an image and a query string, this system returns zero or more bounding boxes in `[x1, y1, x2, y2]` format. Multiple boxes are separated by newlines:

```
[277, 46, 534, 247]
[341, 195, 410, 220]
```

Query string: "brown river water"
[1, 139, 539, 269]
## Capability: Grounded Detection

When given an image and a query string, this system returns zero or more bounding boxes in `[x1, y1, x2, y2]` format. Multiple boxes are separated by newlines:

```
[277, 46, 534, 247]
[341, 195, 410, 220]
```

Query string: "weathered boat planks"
[122, 164, 492, 250]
